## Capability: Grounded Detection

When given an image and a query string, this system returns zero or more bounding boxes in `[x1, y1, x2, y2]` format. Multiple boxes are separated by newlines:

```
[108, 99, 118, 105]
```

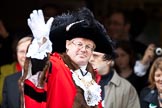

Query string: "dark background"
[0, 0, 162, 46]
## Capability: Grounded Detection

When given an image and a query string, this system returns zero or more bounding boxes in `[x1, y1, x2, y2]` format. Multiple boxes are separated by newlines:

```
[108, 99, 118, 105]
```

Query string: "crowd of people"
[0, 4, 162, 108]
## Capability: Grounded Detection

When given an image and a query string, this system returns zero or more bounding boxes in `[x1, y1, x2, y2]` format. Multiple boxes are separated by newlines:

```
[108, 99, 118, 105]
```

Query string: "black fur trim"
[24, 83, 46, 102]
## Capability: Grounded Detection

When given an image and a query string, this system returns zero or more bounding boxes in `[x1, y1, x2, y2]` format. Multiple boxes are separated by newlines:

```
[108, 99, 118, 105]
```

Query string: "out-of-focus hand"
[0, 20, 9, 38]
[27, 10, 54, 44]
[140, 43, 155, 65]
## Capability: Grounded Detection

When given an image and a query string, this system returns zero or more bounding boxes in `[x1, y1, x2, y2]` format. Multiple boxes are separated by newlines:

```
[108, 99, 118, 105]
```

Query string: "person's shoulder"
[119, 77, 139, 96]
[112, 71, 133, 87]
[50, 52, 62, 60]
[116, 73, 137, 91]
[5, 72, 22, 81]
[139, 86, 156, 104]
[119, 75, 133, 87]
[140, 87, 153, 96]
[0, 62, 16, 73]
[0, 62, 16, 68]
[141, 86, 151, 91]
[112, 72, 138, 96]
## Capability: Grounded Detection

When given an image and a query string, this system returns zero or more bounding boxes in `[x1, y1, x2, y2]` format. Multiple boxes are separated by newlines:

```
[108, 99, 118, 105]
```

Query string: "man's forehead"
[71, 37, 95, 45]
[92, 51, 104, 56]
[72, 37, 92, 41]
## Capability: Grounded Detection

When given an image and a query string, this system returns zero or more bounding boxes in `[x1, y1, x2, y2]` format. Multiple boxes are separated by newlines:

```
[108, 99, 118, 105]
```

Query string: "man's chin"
[75, 60, 87, 66]
[77, 55, 87, 58]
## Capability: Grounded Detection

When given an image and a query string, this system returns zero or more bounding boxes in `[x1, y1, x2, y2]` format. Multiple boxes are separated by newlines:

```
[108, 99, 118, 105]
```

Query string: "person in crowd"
[103, 9, 147, 60]
[89, 50, 140, 108]
[140, 57, 162, 108]
[114, 40, 146, 94]
[19, 7, 115, 108]
[2, 72, 22, 108]
[103, 9, 159, 79]
[0, 36, 32, 106]
[133, 43, 157, 90]
[134, 43, 156, 77]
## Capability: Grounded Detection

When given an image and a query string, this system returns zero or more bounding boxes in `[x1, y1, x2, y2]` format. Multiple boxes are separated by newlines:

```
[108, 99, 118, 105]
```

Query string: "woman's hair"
[12, 35, 32, 61]
[148, 57, 162, 89]
[16, 36, 32, 50]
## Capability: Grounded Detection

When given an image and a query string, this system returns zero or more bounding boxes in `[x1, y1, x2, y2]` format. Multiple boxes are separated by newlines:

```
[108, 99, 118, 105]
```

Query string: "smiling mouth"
[78, 54, 86, 58]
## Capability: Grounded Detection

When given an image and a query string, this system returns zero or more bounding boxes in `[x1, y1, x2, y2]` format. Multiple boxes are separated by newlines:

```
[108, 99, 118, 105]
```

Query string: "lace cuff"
[26, 38, 52, 59]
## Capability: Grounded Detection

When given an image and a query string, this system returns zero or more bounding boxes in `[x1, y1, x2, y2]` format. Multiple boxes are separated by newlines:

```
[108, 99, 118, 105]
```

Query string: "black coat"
[1, 72, 21, 108]
[140, 87, 160, 108]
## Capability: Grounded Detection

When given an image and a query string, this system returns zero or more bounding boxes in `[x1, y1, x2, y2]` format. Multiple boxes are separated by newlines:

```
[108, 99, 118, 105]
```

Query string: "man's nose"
[80, 46, 87, 51]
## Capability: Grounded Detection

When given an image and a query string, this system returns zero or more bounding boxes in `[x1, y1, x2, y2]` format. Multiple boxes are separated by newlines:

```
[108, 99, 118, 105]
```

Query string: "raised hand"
[26, 10, 54, 59]
[27, 10, 54, 43]
[141, 43, 155, 65]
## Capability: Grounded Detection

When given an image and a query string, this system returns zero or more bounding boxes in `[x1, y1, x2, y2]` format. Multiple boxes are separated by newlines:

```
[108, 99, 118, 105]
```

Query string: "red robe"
[47, 53, 76, 108]
[24, 53, 77, 108]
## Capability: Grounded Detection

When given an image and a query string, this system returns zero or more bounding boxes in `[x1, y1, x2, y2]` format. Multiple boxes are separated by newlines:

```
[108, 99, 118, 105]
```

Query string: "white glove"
[26, 10, 54, 59]
[27, 10, 54, 42]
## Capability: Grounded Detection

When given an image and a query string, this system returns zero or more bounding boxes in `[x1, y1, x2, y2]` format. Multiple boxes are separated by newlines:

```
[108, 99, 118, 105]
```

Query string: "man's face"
[66, 37, 95, 66]
[89, 51, 110, 75]
[105, 13, 126, 40]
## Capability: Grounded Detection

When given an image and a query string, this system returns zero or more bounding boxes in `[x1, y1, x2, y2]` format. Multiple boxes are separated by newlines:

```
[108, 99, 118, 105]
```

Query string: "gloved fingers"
[38, 10, 45, 23]
[29, 10, 40, 25]
[46, 17, 54, 28]
[27, 18, 31, 27]
[29, 12, 34, 22]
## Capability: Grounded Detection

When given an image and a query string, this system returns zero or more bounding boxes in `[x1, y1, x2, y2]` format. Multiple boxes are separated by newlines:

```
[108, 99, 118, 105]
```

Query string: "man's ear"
[107, 60, 111, 65]
[107, 60, 114, 67]
[110, 60, 115, 67]
[66, 40, 70, 49]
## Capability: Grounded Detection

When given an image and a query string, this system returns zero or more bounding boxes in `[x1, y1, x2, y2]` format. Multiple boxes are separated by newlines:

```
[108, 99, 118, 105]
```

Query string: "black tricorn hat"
[49, 7, 116, 59]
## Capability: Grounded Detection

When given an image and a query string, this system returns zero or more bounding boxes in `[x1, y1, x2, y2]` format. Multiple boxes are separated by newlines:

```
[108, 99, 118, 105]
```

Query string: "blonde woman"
[140, 57, 162, 108]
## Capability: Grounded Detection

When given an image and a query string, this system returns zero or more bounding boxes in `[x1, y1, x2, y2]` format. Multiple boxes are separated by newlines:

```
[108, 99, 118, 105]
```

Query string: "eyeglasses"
[71, 41, 94, 51]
